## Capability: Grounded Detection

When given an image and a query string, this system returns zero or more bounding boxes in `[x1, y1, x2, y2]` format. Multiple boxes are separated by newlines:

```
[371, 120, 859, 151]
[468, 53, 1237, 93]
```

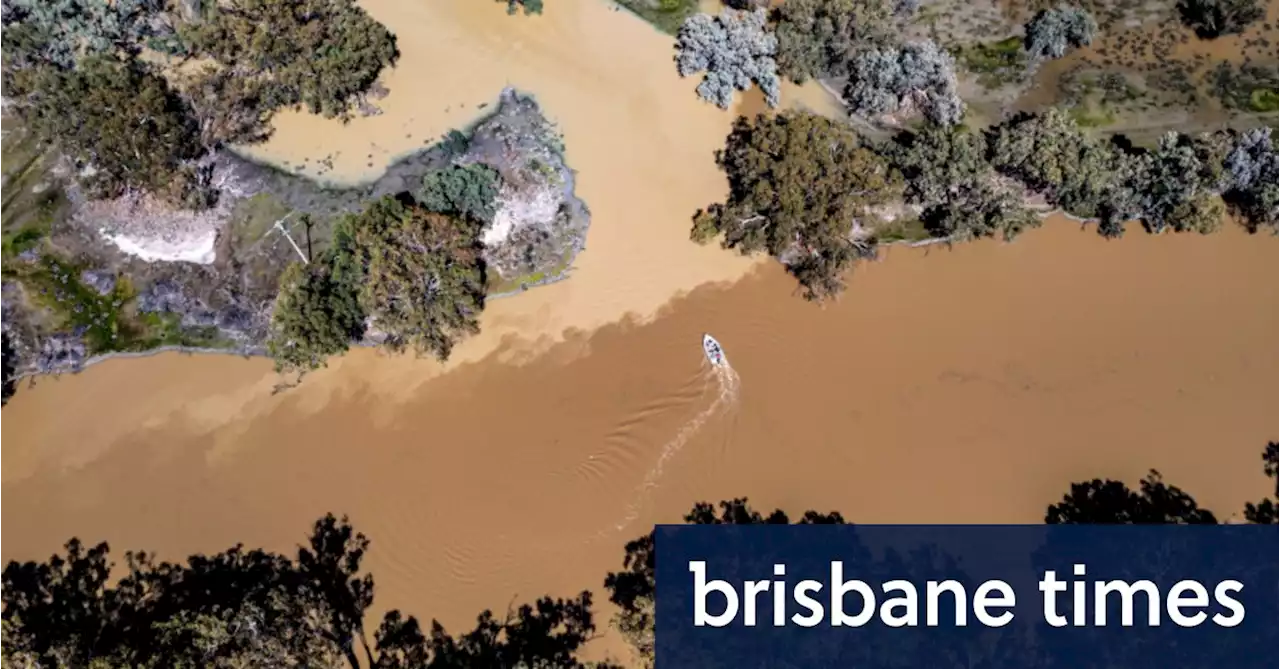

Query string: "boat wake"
[602, 358, 741, 534]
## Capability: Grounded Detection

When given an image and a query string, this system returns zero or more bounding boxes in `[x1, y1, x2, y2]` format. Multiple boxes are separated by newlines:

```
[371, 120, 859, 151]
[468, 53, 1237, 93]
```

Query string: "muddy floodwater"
[2, 0, 1277, 663]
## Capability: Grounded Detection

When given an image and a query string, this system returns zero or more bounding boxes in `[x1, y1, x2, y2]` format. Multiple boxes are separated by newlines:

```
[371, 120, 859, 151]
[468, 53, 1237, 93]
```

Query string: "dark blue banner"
[655, 525, 1277, 669]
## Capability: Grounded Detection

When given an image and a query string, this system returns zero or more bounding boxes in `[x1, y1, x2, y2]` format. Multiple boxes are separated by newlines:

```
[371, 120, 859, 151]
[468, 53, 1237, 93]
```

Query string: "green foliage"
[179, 66, 277, 147]
[351, 197, 486, 361]
[417, 163, 503, 223]
[986, 109, 1119, 220]
[0, 0, 169, 70]
[2, 515, 614, 669]
[1249, 89, 1279, 113]
[693, 111, 900, 300]
[605, 498, 844, 667]
[954, 36, 1028, 88]
[499, 0, 544, 15]
[774, 0, 892, 83]
[264, 225, 366, 370]
[1176, 0, 1263, 38]
[17, 255, 134, 354]
[613, 0, 700, 35]
[1023, 4, 1097, 61]
[1208, 62, 1280, 112]
[922, 183, 1041, 242]
[7, 57, 204, 203]
[1132, 132, 1224, 234]
[179, 0, 399, 119]
[1165, 194, 1226, 234]
[889, 122, 1039, 242]
[889, 123, 990, 206]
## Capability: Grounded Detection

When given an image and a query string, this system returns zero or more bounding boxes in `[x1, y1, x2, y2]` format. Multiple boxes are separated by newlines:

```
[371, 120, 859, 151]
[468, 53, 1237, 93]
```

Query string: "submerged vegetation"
[498, 0, 545, 15]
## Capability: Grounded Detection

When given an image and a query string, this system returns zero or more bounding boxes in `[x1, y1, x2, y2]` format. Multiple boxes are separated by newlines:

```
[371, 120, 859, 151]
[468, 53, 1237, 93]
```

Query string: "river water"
[2, 0, 1276, 662]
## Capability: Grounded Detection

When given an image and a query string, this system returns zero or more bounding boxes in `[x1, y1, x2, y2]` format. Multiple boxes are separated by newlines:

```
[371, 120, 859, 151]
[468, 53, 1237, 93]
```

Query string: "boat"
[702, 333, 726, 366]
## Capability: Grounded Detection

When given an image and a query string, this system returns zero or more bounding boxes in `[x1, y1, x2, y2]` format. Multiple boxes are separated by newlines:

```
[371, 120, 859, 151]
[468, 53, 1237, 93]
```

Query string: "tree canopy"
[1222, 127, 1279, 232]
[266, 219, 366, 373]
[844, 40, 964, 126]
[604, 498, 844, 668]
[1046, 442, 1278, 524]
[352, 196, 487, 361]
[1046, 470, 1220, 524]
[675, 9, 780, 109]
[417, 163, 504, 224]
[691, 111, 900, 300]
[1023, 5, 1097, 61]
[2, 515, 613, 669]
[773, 0, 892, 83]
[179, 0, 399, 119]
[986, 109, 1123, 220]
[498, 0, 545, 15]
[1176, 0, 1264, 38]
[889, 122, 1039, 241]
[0, 0, 172, 70]
[6, 56, 206, 203]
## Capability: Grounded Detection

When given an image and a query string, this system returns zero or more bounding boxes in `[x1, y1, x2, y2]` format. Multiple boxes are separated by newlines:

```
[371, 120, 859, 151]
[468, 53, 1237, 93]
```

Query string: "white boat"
[702, 333, 726, 366]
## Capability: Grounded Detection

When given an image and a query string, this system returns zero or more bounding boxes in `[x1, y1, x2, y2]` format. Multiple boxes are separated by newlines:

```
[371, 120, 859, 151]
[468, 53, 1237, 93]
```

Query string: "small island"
[0, 0, 591, 394]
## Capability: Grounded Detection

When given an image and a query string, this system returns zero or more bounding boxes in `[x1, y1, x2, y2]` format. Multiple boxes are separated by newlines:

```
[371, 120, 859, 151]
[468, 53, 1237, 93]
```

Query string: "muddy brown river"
[2, 0, 1276, 663]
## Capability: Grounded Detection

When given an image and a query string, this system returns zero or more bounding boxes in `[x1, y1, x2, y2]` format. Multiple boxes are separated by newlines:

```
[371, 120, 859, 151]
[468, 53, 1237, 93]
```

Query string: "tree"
[844, 40, 964, 126]
[921, 182, 1041, 241]
[1045, 470, 1220, 524]
[2, 331, 16, 407]
[1131, 132, 1223, 234]
[0, 0, 171, 70]
[773, 0, 891, 83]
[1222, 127, 1279, 232]
[691, 111, 900, 300]
[1165, 193, 1226, 234]
[1244, 442, 1278, 524]
[7, 56, 205, 203]
[1023, 5, 1097, 62]
[1176, 0, 1263, 38]
[604, 498, 843, 668]
[498, 0, 544, 15]
[674, 9, 780, 109]
[267, 222, 366, 373]
[417, 163, 503, 224]
[2, 515, 614, 669]
[887, 122, 1039, 242]
[179, 0, 399, 119]
[986, 109, 1115, 219]
[179, 66, 278, 147]
[889, 123, 991, 206]
[351, 196, 486, 361]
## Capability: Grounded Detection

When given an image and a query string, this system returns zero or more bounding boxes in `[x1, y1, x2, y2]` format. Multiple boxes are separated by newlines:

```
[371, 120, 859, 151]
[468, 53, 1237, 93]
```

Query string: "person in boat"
[705, 339, 724, 364]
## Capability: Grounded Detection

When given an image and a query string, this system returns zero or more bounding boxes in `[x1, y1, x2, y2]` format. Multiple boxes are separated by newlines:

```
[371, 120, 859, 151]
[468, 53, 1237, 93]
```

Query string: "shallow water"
[2, 0, 1277, 664]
